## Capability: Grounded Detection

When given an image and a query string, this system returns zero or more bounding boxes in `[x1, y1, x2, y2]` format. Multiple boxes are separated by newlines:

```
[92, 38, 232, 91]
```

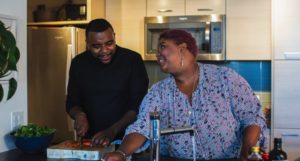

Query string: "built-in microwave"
[144, 15, 226, 61]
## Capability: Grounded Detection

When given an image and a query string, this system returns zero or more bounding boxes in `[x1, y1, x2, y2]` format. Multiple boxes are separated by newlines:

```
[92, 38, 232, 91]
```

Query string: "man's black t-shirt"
[66, 46, 149, 139]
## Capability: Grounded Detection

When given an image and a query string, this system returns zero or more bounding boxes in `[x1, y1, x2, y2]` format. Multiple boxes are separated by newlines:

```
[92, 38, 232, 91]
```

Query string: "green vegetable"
[13, 123, 56, 137]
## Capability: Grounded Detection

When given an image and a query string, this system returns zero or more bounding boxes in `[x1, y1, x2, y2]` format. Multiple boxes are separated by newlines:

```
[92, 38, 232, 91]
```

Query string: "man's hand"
[92, 128, 116, 147]
[74, 112, 89, 136]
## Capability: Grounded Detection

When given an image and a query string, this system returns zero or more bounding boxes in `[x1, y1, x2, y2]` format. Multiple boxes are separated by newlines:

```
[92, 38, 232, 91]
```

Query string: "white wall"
[0, 0, 27, 152]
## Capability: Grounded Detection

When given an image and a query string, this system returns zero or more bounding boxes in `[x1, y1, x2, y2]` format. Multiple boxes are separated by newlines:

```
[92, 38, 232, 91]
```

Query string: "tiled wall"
[145, 61, 271, 92]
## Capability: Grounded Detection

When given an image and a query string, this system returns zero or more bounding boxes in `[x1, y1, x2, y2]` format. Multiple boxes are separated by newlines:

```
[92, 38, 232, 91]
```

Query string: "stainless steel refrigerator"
[27, 27, 86, 143]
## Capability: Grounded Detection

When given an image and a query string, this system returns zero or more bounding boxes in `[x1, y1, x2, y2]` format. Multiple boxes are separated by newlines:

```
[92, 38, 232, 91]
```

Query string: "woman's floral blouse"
[126, 63, 266, 160]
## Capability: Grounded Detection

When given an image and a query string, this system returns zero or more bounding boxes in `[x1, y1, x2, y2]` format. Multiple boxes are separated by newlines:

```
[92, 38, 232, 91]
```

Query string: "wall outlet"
[11, 111, 24, 131]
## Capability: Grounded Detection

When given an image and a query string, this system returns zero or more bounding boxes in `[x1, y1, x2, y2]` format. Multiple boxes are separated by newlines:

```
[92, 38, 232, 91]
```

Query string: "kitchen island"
[0, 149, 238, 161]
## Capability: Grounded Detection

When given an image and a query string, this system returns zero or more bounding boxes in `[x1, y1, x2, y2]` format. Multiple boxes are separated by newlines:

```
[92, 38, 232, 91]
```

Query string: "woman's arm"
[103, 132, 147, 161]
[240, 125, 261, 161]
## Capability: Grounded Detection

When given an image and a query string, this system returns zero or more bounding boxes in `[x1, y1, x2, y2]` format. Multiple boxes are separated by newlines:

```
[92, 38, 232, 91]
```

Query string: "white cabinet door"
[226, 0, 271, 60]
[106, 0, 146, 58]
[146, 0, 185, 16]
[273, 129, 300, 161]
[186, 0, 225, 15]
[273, 60, 300, 129]
[273, 0, 300, 60]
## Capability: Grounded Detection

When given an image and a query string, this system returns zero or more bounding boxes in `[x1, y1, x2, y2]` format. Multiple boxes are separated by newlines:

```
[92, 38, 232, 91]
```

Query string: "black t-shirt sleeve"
[126, 54, 149, 113]
[66, 59, 82, 113]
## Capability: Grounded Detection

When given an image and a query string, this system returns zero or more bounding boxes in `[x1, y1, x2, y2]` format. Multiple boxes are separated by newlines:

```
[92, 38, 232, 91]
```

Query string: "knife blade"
[78, 136, 83, 149]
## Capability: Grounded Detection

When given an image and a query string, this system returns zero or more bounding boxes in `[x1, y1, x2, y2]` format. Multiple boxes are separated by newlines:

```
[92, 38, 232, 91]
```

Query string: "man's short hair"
[85, 19, 114, 36]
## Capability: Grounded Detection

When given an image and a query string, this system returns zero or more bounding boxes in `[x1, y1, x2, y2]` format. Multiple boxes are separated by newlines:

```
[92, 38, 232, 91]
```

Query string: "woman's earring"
[180, 53, 184, 67]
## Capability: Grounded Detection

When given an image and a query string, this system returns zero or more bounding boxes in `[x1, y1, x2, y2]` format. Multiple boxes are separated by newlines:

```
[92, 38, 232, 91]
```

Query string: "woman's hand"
[102, 151, 127, 161]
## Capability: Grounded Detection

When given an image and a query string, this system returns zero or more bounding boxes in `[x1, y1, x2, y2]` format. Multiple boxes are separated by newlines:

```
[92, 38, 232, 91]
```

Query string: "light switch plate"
[11, 111, 24, 131]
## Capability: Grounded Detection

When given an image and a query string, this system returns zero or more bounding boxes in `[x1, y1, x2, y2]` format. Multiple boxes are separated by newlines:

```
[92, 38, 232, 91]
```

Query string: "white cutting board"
[47, 140, 115, 160]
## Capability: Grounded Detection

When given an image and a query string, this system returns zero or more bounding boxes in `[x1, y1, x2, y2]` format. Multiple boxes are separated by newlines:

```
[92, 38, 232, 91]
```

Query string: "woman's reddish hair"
[159, 29, 198, 56]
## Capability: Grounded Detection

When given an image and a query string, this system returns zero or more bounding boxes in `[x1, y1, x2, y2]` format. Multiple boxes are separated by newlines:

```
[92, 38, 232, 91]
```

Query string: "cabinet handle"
[197, 8, 213, 11]
[158, 9, 173, 13]
[281, 133, 300, 137]
[284, 52, 300, 60]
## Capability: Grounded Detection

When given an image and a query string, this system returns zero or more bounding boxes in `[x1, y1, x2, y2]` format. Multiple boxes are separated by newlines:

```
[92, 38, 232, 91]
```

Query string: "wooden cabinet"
[146, 0, 225, 16]
[106, 0, 146, 58]
[226, 0, 271, 60]
[273, 0, 300, 60]
[146, 0, 185, 16]
[27, 0, 105, 26]
[186, 0, 225, 15]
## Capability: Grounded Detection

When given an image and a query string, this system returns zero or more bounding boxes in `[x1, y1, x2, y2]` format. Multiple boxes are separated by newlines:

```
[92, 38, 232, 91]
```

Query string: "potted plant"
[11, 123, 56, 153]
[0, 20, 20, 102]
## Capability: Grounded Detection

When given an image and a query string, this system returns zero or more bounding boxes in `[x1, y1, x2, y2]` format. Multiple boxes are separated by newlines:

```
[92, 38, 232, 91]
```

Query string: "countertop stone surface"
[0, 149, 238, 161]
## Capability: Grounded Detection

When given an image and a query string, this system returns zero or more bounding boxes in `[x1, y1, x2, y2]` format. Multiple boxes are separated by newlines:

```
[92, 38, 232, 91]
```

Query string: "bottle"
[248, 146, 263, 161]
[269, 138, 288, 161]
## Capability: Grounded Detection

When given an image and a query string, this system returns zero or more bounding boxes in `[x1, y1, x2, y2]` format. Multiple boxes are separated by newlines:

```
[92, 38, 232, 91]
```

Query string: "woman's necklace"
[192, 64, 199, 93]
[175, 63, 199, 104]
[189, 64, 199, 104]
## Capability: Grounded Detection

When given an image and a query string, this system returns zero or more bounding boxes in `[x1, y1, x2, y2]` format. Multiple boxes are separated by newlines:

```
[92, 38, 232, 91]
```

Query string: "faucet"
[150, 112, 196, 161]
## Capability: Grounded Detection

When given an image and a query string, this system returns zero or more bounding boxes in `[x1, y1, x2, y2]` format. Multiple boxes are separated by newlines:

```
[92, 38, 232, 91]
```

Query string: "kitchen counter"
[0, 149, 238, 161]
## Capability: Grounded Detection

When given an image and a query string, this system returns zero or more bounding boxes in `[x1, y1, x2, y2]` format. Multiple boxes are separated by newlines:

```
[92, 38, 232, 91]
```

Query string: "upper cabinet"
[273, 0, 300, 60]
[146, 0, 225, 17]
[106, 0, 146, 58]
[186, 0, 225, 15]
[226, 0, 271, 60]
[146, 0, 185, 16]
[27, 0, 105, 26]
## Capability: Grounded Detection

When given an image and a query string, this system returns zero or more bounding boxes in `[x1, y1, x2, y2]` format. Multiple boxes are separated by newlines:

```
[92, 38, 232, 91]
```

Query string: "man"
[66, 19, 149, 146]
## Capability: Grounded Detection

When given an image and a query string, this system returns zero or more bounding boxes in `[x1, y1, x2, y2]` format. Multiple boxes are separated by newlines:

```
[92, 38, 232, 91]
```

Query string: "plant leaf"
[7, 78, 17, 100]
[0, 84, 3, 102]
[1, 28, 16, 48]
[0, 20, 19, 101]
[7, 46, 20, 71]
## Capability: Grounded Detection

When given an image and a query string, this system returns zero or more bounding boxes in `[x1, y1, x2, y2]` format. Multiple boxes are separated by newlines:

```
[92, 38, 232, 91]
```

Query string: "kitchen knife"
[78, 136, 83, 149]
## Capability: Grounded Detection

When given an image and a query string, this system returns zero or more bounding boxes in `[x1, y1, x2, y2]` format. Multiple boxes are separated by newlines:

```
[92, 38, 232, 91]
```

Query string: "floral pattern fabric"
[126, 63, 266, 160]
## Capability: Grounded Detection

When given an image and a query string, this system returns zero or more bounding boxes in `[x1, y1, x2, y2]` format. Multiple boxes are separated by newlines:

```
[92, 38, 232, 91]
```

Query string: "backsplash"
[144, 61, 271, 92]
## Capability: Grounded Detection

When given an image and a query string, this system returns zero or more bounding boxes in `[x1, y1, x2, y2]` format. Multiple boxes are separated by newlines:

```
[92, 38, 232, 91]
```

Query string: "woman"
[103, 29, 266, 161]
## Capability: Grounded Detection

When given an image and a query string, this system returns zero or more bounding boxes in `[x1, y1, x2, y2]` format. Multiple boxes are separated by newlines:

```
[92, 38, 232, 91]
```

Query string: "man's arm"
[108, 110, 137, 137]
[68, 106, 85, 119]
[68, 106, 89, 136]
[240, 125, 261, 161]
[91, 110, 137, 146]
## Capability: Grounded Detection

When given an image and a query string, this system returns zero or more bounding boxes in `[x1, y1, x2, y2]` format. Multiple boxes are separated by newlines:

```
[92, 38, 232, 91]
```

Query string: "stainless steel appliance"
[27, 27, 86, 142]
[144, 15, 226, 61]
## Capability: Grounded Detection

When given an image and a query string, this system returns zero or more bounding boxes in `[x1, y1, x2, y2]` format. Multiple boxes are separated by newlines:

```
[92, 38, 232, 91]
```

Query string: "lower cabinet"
[273, 129, 300, 161]
[272, 58, 300, 161]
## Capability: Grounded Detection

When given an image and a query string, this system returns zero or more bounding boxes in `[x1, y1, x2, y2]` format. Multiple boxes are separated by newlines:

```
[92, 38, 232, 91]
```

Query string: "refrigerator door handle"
[66, 44, 74, 94]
